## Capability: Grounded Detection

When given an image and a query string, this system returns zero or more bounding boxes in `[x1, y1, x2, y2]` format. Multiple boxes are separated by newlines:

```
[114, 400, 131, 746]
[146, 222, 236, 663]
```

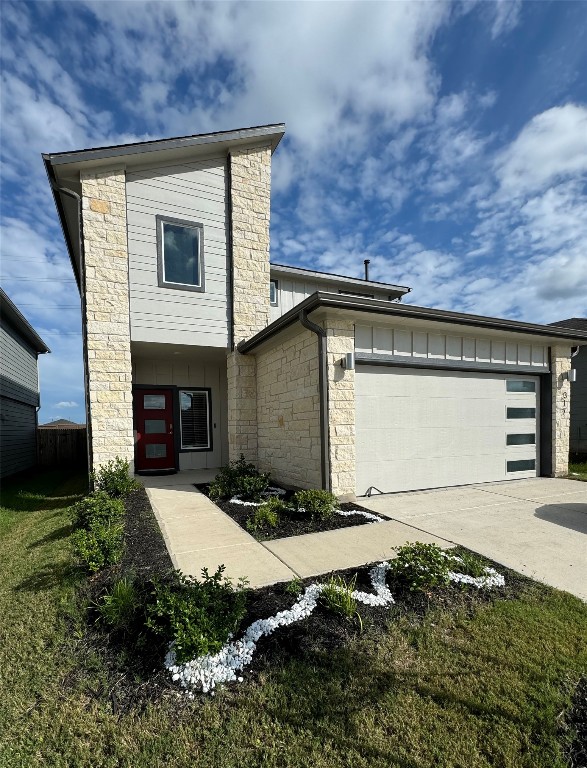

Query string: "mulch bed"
[70, 484, 551, 719]
[194, 483, 386, 540]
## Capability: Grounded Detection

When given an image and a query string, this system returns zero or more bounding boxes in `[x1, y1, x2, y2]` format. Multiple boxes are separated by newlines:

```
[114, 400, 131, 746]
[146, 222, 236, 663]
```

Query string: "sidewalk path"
[140, 472, 452, 587]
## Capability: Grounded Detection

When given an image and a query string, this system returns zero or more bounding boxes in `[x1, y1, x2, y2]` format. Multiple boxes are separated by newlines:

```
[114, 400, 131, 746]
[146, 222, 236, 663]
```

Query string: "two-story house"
[44, 124, 587, 498]
[0, 288, 50, 478]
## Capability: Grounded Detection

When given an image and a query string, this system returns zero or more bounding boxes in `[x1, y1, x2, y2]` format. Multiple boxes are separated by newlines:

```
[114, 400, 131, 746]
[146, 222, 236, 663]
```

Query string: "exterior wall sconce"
[341, 352, 355, 370]
[564, 369, 577, 382]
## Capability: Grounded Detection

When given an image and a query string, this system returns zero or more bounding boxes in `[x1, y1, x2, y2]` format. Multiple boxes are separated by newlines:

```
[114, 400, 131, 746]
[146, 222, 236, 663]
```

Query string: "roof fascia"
[0, 289, 50, 353]
[238, 292, 587, 353]
[270, 263, 411, 294]
[44, 124, 285, 171]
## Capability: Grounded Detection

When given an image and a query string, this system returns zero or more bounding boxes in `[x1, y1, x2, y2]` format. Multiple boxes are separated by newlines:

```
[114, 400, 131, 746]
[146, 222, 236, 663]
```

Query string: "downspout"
[226, 153, 235, 351]
[49, 181, 94, 479]
[298, 309, 330, 491]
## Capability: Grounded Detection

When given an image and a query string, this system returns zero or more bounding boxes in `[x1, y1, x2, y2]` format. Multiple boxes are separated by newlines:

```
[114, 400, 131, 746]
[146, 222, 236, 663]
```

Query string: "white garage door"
[355, 366, 539, 495]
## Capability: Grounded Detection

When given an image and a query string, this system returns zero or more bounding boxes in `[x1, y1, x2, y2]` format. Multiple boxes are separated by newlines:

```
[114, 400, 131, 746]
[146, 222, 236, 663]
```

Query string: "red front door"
[134, 388, 176, 472]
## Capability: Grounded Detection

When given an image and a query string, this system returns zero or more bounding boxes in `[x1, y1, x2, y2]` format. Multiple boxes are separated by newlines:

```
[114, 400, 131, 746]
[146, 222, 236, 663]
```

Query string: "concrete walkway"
[359, 478, 587, 601]
[139, 471, 452, 588]
[141, 471, 296, 588]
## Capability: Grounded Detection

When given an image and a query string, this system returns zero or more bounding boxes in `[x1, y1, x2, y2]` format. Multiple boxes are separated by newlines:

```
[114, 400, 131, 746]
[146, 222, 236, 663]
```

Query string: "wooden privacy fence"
[37, 427, 88, 469]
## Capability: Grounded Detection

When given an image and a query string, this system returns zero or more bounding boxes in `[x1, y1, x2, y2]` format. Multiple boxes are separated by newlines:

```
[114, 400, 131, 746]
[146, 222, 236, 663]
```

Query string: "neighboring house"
[39, 419, 85, 428]
[43, 124, 587, 498]
[550, 318, 587, 459]
[0, 288, 50, 479]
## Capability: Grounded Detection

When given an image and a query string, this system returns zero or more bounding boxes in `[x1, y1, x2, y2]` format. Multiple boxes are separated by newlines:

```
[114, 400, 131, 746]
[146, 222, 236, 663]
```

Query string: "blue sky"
[1, 0, 586, 425]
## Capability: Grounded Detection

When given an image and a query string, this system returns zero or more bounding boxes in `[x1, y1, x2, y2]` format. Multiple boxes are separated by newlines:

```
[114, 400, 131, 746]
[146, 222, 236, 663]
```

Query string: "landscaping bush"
[387, 542, 452, 592]
[292, 489, 339, 520]
[209, 455, 270, 502]
[246, 497, 284, 532]
[96, 575, 143, 635]
[145, 566, 248, 664]
[91, 457, 140, 498]
[320, 574, 359, 619]
[70, 491, 125, 530]
[450, 549, 487, 578]
[72, 520, 125, 573]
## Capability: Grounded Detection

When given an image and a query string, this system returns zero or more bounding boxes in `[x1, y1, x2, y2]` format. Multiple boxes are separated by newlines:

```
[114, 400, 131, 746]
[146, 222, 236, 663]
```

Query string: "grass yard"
[1, 470, 586, 768]
[569, 461, 587, 481]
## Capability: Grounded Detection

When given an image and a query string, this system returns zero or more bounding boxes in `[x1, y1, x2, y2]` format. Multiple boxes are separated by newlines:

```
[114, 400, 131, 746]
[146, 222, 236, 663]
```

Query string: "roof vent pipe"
[364, 259, 370, 281]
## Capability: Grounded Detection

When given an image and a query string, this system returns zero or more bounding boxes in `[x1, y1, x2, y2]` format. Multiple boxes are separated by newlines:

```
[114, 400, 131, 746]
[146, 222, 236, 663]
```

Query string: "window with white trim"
[179, 390, 211, 450]
[270, 279, 278, 306]
[157, 215, 204, 292]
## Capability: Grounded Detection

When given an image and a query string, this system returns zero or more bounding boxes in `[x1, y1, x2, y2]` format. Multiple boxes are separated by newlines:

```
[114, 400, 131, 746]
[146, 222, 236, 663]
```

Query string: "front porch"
[131, 341, 229, 474]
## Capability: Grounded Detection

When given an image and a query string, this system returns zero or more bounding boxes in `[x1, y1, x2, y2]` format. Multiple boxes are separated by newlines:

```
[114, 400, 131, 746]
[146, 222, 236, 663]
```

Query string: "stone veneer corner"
[324, 317, 356, 498]
[551, 344, 571, 477]
[80, 169, 134, 472]
[227, 143, 272, 463]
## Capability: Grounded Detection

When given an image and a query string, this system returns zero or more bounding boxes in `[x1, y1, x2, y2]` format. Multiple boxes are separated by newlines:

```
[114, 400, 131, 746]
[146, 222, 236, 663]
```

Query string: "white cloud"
[55, 401, 78, 409]
[490, 0, 522, 38]
[495, 104, 587, 197]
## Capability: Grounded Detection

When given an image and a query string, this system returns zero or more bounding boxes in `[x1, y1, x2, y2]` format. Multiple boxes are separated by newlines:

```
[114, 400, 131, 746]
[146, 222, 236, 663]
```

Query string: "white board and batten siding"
[270, 278, 326, 323]
[126, 157, 229, 348]
[354, 324, 549, 372]
[132, 356, 228, 470]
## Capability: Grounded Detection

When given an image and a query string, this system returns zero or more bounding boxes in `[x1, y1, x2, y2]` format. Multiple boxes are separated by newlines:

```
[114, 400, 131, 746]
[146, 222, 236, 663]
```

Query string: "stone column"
[227, 144, 272, 463]
[80, 169, 134, 472]
[325, 317, 356, 499]
[551, 344, 572, 476]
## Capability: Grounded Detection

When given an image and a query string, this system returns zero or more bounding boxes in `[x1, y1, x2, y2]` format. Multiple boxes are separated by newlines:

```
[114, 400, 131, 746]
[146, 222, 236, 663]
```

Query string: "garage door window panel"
[507, 459, 536, 472]
[506, 380, 536, 393]
[507, 433, 535, 446]
[507, 407, 536, 419]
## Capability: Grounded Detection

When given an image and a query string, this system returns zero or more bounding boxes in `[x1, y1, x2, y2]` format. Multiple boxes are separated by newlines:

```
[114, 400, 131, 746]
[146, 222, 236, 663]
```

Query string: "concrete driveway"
[359, 478, 587, 601]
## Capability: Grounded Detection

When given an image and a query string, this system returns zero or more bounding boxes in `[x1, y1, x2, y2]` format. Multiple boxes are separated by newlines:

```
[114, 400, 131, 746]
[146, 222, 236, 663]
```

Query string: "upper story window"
[270, 279, 279, 306]
[156, 215, 205, 293]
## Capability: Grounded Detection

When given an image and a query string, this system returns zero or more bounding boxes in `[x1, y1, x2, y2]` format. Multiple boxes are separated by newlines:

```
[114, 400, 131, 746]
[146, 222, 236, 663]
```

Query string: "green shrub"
[97, 575, 142, 634]
[209, 455, 270, 502]
[91, 457, 140, 498]
[145, 566, 248, 664]
[387, 542, 451, 592]
[72, 520, 125, 572]
[70, 491, 125, 529]
[285, 577, 303, 596]
[320, 573, 358, 619]
[292, 489, 339, 520]
[449, 549, 487, 578]
[246, 497, 284, 532]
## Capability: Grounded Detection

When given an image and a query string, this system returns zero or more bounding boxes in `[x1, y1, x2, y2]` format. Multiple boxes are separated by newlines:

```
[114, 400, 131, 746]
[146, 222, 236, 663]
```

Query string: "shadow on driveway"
[534, 503, 587, 535]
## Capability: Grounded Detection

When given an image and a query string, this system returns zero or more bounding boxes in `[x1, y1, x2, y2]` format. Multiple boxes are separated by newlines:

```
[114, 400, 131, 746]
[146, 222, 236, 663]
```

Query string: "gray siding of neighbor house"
[126, 156, 229, 348]
[0, 397, 37, 478]
[0, 323, 39, 478]
[570, 347, 587, 455]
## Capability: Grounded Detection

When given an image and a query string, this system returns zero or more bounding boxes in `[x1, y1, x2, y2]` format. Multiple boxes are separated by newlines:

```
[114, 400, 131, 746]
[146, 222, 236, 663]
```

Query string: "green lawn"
[569, 461, 587, 481]
[1, 470, 586, 768]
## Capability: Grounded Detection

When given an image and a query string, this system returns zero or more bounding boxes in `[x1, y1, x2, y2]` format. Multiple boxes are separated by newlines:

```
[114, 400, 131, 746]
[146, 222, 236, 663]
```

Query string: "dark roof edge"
[43, 123, 286, 167]
[0, 288, 50, 353]
[43, 157, 81, 288]
[270, 263, 411, 294]
[549, 318, 587, 331]
[238, 292, 587, 353]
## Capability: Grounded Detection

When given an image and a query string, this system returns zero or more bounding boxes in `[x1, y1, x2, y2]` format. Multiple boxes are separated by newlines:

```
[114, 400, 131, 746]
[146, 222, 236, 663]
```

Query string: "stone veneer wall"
[324, 317, 356, 498]
[227, 144, 272, 463]
[80, 169, 134, 471]
[551, 344, 571, 476]
[256, 327, 321, 489]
